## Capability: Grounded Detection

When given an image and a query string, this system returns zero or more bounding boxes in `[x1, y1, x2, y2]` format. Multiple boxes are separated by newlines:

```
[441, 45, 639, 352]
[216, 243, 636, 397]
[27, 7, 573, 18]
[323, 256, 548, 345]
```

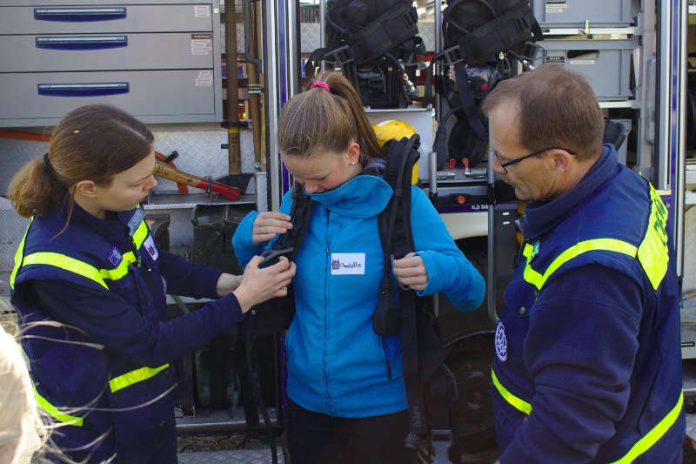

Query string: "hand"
[252, 211, 293, 244]
[392, 252, 429, 291]
[233, 256, 296, 313]
[215, 273, 242, 297]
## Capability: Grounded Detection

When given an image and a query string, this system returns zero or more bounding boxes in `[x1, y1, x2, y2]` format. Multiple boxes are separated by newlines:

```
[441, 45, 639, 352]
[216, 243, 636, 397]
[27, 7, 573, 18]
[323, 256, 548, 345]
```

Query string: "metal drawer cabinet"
[0, 33, 215, 73]
[0, 4, 215, 35]
[0, 70, 219, 126]
[531, 0, 637, 28]
[534, 39, 635, 100]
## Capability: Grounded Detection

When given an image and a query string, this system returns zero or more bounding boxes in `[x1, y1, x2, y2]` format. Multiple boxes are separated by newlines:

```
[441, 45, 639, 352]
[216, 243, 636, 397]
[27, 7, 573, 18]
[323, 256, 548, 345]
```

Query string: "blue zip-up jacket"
[492, 145, 684, 463]
[233, 174, 485, 417]
[11, 203, 245, 463]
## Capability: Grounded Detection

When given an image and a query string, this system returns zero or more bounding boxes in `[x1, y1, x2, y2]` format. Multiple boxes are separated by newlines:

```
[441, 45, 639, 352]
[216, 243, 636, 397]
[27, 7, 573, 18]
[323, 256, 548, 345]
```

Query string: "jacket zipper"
[323, 209, 332, 411]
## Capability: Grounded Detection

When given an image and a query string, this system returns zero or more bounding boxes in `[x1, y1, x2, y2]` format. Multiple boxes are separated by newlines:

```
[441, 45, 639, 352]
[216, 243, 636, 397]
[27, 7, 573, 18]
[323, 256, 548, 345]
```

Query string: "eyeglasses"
[494, 147, 576, 174]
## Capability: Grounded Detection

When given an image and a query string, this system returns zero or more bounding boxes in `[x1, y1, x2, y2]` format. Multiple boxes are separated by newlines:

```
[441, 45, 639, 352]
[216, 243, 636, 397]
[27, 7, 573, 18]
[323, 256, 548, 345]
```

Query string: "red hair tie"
[309, 80, 331, 92]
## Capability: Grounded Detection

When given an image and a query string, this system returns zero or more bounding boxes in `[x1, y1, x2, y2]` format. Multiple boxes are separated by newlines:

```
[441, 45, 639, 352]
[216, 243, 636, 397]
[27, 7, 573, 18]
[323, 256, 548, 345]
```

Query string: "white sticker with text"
[330, 253, 365, 275]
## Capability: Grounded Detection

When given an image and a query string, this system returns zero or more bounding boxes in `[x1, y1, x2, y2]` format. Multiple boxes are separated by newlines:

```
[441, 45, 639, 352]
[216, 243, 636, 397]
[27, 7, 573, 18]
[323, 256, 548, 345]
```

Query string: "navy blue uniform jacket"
[492, 145, 685, 463]
[11, 203, 244, 463]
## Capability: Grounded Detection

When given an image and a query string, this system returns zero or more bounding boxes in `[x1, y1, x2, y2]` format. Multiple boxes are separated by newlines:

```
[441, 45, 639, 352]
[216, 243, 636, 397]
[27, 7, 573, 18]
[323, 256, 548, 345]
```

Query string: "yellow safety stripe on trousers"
[491, 369, 532, 415]
[108, 363, 169, 393]
[522, 239, 638, 291]
[10, 220, 149, 290]
[610, 391, 684, 464]
[33, 386, 84, 427]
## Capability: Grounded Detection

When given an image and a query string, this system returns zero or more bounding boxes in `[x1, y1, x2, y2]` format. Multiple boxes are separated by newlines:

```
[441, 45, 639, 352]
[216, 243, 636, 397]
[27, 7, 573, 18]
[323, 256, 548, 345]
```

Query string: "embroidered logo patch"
[142, 235, 159, 261]
[330, 253, 365, 275]
[107, 245, 123, 267]
[495, 320, 508, 362]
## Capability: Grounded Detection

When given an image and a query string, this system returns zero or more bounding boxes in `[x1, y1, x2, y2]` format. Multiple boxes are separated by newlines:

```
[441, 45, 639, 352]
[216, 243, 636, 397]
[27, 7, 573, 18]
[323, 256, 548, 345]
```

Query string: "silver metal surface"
[683, 206, 696, 294]
[286, 0, 299, 97]
[264, 0, 282, 211]
[178, 449, 285, 464]
[145, 193, 256, 210]
[675, 0, 688, 278]
[657, 0, 674, 189]
[637, 1, 656, 174]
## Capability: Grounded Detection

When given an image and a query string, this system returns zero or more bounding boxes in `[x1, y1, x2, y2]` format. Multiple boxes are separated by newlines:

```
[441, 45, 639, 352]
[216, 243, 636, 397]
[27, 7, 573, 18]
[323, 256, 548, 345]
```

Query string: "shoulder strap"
[238, 183, 315, 464]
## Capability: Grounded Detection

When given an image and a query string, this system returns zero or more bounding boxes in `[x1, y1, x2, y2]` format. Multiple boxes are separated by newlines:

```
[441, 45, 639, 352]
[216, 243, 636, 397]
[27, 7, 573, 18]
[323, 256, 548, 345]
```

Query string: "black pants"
[286, 400, 418, 464]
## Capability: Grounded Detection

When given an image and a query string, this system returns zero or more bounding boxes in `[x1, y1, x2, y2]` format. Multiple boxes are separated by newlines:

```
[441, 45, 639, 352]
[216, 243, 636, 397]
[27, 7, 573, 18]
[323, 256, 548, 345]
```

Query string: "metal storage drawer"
[0, 33, 215, 72]
[0, 70, 220, 126]
[534, 39, 635, 100]
[531, 0, 637, 27]
[0, 5, 215, 34]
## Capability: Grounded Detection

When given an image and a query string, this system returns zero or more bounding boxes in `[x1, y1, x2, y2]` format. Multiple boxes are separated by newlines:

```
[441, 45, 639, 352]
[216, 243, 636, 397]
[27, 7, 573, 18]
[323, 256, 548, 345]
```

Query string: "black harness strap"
[238, 183, 314, 464]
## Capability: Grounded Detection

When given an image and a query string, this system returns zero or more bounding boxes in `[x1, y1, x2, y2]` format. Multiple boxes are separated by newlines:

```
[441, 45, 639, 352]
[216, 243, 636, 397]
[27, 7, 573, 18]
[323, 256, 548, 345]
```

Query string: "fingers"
[247, 255, 264, 269]
[253, 212, 293, 242]
[392, 252, 420, 270]
[392, 253, 428, 291]
[258, 256, 295, 289]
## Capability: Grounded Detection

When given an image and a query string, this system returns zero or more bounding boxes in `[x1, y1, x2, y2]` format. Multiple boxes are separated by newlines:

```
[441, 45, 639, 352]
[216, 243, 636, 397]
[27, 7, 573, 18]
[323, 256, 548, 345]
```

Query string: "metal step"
[178, 449, 285, 464]
[177, 441, 452, 464]
[176, 408, 280, 435]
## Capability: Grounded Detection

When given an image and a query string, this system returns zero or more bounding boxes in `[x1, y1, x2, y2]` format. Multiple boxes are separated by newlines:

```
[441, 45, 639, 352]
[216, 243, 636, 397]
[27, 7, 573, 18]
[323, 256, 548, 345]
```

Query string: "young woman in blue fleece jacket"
[8, 104, 295, 464]
[232, 71, 486, 464]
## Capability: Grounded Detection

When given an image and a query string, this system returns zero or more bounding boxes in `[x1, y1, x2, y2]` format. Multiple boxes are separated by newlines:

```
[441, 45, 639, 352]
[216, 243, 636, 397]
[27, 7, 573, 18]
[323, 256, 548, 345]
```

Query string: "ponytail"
[8, 156, 68, 218]
[278, 71, 383, 163]
[8, 104, 153, 220]
[320, 72, 383, 163]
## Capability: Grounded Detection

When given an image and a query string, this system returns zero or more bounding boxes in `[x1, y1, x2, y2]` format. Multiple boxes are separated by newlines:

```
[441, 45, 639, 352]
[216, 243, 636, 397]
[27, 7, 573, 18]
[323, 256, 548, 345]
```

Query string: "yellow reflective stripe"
[9, 220, 32, 290]
[637, 186, 669, 290]
[523, 239, 638, 291]
[33, 386, 83, 427]
[12, 219, 148, 289]
[491, 369, 532, 415]
[22, 252, 108, 289]
[109, 363, 169, 393]
[610, 391, 684, 464]
[133, 220, 148, 248]
[99, 251, 138, 281]
[522, 243, 544, 290]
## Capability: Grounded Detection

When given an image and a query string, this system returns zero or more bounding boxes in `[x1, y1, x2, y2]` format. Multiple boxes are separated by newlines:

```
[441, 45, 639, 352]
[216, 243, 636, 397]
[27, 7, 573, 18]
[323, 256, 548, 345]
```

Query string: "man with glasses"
[482, 65, 684, 463]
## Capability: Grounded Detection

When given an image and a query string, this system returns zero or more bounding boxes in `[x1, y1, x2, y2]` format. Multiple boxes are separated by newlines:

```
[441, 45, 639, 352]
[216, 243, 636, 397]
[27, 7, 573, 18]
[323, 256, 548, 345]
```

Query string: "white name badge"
[142, 235, 159, 261]
[330, 253, 365, 275]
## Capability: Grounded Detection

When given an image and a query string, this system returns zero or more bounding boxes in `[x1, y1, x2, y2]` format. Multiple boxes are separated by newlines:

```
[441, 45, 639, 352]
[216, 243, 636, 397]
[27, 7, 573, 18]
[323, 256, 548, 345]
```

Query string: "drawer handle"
[36, 36, 128, 50]
[38, 83, 129, 97]
[34, 7, 127, 22]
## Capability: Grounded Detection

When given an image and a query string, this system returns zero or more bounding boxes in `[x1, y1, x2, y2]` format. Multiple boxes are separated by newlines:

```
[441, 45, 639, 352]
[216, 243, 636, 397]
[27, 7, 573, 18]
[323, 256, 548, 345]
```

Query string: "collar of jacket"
[520, 144, 620, 241]
[61, 199, 135, 244]
[308, 173, 393, 218]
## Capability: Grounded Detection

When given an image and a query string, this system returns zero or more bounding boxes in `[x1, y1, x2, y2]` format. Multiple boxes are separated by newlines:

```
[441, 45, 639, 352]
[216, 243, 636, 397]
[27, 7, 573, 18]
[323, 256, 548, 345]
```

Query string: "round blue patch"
[495, 320, 508, 362]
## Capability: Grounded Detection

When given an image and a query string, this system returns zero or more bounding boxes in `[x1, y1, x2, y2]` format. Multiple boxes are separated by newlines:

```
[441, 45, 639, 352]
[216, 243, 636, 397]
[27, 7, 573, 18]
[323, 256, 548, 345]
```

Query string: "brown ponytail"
[8, 104, 154, 218]
[278, 71, 383, 164]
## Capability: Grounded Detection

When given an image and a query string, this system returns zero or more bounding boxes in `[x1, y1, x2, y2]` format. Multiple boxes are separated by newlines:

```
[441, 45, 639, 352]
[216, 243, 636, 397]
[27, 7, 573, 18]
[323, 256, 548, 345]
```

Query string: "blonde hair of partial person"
[0, 324, 42, 464]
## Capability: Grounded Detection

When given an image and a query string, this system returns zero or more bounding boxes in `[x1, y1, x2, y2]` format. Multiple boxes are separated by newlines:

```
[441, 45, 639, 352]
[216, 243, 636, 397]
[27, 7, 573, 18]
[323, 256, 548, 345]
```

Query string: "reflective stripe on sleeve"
[610, 391, 683, 463]
[33, 386, 84, 427]
[491, 369, 532, 415]
[108, 363, 169, 393]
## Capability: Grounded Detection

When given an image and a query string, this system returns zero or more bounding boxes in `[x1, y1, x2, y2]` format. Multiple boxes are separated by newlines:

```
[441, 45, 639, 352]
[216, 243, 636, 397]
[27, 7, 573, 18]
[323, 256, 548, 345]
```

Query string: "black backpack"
[433, 0, 542, 169]
[239, 135, 453, 463]
[306, 0, 424, 108]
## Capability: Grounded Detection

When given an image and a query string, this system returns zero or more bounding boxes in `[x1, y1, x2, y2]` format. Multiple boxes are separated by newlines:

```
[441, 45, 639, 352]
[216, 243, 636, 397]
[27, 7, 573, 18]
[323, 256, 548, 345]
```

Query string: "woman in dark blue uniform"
[8, 104, 295, 463]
